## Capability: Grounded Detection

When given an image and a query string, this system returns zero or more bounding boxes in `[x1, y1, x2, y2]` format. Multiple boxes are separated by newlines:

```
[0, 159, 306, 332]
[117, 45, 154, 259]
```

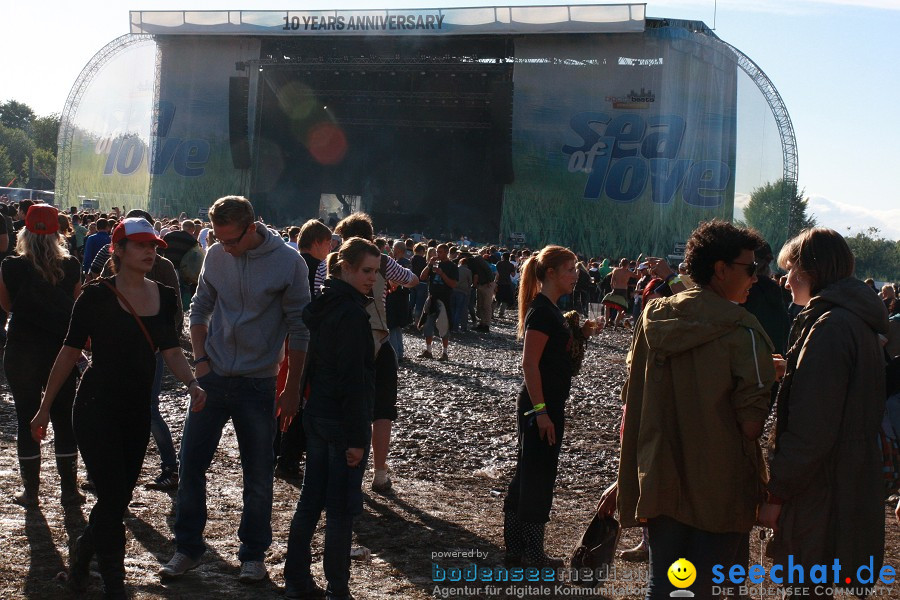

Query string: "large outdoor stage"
[57, 5, 795, 257]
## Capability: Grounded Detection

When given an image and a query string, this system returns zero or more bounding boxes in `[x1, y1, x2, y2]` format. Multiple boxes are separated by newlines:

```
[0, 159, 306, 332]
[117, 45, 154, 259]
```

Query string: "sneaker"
[417, 350, 433, 359]
[437, 352, 449, 362]
[274, 463, 302, 482]
[619, 543, 649, 562]
[146, 468, 179, 491]
[371, 469, 392, 494]
[80, 476, 95, 491]
[238, 560, 268, 583]
[159, 552, 200, 578]
[285, 580, 326, 599]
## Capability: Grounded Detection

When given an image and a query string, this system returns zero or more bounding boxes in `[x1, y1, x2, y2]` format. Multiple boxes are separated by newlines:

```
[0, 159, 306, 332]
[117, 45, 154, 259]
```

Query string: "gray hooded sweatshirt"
[189, 224, 310, 378]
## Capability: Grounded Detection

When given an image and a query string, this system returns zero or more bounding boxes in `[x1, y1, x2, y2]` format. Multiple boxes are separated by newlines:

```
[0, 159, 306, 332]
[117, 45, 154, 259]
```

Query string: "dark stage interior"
[248, 36, 514, 239]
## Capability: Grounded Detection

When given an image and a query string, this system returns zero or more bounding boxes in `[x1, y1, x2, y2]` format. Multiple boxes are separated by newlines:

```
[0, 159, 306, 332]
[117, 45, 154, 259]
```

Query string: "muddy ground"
[1, 317, 898, 599]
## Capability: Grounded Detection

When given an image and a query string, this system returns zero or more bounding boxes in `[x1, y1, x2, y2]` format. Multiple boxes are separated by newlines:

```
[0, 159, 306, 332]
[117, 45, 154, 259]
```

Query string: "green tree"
[31, 113, 60, 156]
[743, 178, 817, 253]
[845, 227, 900, 281]
[23, 147, 56, 188]
[0, 100, 35, 132]
[0, 147, 14, 186]
[0, 123, 34, 184]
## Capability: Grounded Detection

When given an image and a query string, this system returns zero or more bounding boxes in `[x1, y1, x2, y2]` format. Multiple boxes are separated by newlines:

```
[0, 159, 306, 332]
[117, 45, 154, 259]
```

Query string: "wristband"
[187, 378, 199, 389]
[191, 355, 210, 367]
[666, 274, 682, 286]
[524, 403, 546, 416]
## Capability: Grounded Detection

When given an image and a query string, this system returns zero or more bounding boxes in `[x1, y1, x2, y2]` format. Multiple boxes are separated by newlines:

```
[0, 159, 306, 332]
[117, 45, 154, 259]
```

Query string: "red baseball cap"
[25, 204, 60, 235]
[111, 217, 167, 249]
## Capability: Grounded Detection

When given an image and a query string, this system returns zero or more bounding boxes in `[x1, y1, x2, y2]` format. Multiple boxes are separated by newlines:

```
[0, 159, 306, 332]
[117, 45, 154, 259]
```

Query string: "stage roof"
[129, 4, 645, 37]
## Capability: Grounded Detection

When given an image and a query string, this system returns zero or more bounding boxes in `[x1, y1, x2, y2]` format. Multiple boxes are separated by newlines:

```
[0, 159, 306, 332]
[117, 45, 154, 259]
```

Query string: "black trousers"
[4, 339, 78, 458]
[503, 392, 565, 523]
[74, 387, 150, 555]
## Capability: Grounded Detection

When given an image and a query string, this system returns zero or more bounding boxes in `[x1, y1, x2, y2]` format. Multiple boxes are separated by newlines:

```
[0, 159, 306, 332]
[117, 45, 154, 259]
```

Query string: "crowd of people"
[2, 194, 900, 600]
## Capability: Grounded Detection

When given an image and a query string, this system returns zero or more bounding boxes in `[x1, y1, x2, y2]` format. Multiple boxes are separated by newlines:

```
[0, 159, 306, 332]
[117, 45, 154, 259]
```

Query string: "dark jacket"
[302, 278, 375, 449]
[767, 277, 889, 575]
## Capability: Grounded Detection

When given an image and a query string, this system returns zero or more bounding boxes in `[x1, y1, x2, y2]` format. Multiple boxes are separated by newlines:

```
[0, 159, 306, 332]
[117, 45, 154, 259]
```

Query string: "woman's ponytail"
[517, 257, 540, 339]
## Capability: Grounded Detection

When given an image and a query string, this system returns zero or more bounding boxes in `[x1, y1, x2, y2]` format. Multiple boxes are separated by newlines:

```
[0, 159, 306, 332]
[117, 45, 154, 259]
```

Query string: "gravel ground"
[0, 314, 897, 599]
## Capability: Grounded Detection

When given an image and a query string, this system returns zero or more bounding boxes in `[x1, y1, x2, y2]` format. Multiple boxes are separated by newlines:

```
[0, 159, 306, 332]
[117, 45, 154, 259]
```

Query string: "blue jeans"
[284, 416, 370, 598]
[173, 370, 277, 562]
[150, 353, 178, 470]
[411, 282, 428, 320]
[645, 515, 744, 600]
[450, 290, 469, 331]
[388, 327, 404, 361]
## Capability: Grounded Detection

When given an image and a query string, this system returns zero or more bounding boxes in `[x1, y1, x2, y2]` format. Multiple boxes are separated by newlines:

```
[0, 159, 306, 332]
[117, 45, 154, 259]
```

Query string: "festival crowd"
[2, 194, 899, 600]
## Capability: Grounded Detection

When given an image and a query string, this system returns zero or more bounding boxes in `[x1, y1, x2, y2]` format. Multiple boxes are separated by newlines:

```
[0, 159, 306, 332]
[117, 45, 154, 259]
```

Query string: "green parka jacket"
[617, 287, 776, 533]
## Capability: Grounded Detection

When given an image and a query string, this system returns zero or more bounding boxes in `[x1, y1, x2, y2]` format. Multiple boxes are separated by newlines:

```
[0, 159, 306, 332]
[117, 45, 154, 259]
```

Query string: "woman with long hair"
[30, 217, 206, 599]
[0, 205, 84, 507]
[759, 228, 888, 597]
[502, 245, 597, 567]
[283, 237, 380, 599]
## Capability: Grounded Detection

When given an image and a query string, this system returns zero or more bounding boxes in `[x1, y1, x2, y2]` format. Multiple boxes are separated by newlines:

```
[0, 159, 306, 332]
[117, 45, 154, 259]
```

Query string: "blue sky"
[2, 0, 898, 238]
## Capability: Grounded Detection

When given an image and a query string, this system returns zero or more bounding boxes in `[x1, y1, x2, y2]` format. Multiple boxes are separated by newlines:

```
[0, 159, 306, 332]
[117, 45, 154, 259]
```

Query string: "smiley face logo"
[668, 558, 696, 589]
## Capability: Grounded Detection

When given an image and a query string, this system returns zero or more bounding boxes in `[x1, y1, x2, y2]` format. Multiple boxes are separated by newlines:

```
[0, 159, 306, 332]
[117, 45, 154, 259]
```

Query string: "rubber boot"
[13, 458, 40, 507]
[521, 521, 565, 568]
[68, 527, 94, 592]
[57, 456, 87, 506]
[97, 549, 128, 599]
[503, 512, 525, 566]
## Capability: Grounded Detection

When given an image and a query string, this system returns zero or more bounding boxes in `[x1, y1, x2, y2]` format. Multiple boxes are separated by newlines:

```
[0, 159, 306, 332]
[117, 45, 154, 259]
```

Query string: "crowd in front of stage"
[2, 193, 900, 600]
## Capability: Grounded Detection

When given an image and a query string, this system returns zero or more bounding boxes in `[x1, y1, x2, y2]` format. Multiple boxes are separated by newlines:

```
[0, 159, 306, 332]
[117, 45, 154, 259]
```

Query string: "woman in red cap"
[30, 217, 207, 599]
[0, 204, 84, 507]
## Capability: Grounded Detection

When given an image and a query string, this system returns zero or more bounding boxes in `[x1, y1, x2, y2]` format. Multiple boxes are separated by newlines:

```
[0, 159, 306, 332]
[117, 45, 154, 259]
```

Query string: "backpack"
[178, 244, 204, 286]
[365, 255, 390, 354]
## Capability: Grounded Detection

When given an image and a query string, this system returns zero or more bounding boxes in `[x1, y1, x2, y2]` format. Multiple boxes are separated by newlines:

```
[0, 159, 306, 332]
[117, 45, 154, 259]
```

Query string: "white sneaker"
[159, 552, 200, 578]
[372, 468, 393, 493]
[238, 560, 268, 583]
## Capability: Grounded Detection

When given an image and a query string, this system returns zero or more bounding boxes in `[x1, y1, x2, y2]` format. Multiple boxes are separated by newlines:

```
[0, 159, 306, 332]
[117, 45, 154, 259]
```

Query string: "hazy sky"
[2, 0, 898, 237]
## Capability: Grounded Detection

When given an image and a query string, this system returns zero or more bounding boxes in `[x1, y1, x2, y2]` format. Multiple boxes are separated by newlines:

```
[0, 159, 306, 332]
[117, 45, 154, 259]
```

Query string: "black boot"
[521, 521, 565, 568]
[13, 458, 40, 507]
[68, 527, 94, 592]
[97, 549, 128, 599]
[503, 512, 525, 566]
[57, 456, 87, 506]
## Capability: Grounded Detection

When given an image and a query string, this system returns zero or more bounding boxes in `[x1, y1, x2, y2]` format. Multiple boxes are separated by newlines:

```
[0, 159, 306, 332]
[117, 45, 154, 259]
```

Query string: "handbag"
[569, 514, 620, 583]
[99, 279, 156, 352]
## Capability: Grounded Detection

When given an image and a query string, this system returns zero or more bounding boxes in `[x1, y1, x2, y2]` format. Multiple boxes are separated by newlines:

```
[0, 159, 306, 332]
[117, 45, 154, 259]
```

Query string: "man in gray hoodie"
[160, 196, 311, 583]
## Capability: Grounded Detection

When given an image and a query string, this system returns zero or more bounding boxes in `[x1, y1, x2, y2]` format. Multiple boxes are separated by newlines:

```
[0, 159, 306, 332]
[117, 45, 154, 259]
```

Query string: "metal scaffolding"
[55, 34, 153, 207]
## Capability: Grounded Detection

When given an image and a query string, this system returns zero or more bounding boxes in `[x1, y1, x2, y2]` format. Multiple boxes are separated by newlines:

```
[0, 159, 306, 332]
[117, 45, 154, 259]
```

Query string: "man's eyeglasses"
[729, 260, 758, 277]
[220, 223, 250, 247]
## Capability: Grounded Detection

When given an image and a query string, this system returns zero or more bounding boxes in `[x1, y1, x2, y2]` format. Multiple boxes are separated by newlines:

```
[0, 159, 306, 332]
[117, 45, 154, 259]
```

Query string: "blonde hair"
[15, 229, 70, 286]
[326, 237, 381, 280]
[516, 245, 576, 338]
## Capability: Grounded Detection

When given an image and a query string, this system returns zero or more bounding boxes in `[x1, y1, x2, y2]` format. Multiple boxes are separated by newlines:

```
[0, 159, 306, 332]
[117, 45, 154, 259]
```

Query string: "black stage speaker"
[229, 77, 252, 169]
[489, 80, 514, 184]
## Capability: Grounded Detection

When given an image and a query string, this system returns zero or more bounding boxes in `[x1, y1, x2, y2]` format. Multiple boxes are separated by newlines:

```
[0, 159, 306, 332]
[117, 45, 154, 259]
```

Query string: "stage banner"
[148, 37, 260, 217]
[501, 27, 737, 258]
[60, 36, 259, 218]
[61, 38, 156, 212]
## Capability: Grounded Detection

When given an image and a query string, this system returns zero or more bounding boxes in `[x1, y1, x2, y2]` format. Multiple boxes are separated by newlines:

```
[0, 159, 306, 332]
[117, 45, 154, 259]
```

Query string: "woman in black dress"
[31, 217, 206, 599]
[0, 204, 83, 507]
[503, 245, 596, 567]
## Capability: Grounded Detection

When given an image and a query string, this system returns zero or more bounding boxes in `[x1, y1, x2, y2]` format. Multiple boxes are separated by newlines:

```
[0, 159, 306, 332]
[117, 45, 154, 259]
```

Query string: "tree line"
[741, 178, 899, 282]
[0, 99, 59, 190]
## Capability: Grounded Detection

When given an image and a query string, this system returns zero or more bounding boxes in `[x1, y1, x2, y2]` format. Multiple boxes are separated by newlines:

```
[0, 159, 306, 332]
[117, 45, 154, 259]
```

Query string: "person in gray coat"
[759, 228, 889, 597]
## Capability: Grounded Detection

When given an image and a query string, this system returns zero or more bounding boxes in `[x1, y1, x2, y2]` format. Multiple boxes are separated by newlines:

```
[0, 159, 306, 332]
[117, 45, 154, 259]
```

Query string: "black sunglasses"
[729, 260, 758, 277]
